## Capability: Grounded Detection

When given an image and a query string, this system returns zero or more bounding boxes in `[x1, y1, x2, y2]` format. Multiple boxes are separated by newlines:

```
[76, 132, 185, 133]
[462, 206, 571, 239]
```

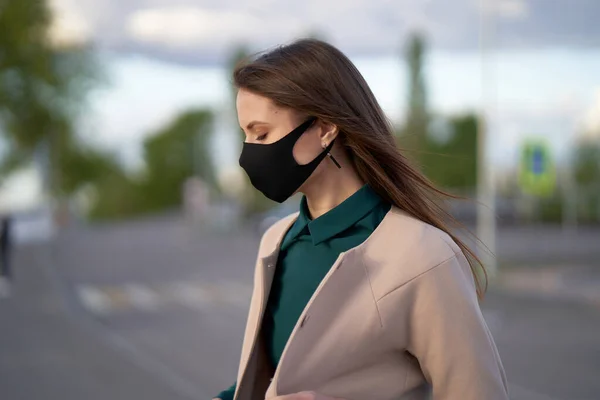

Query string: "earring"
[323, 143, 342, 169]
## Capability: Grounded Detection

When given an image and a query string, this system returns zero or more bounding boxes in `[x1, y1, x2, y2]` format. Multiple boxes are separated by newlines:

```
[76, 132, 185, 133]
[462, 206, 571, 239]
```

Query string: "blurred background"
[0, 0, 599, 399]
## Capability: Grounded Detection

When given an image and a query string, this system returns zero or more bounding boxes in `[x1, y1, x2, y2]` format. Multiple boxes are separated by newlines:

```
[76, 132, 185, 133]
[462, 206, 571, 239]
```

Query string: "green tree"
[90, 109, 218, 220]
[574, 139, 600, 222]
[0, 0, 101, 196]
[574, 140, 600, 186]
[57, 139, 123, 195]
[227, 44, 251, 142]
[137, 109, 216, 214]
[399, 33, 429, 166]
[85, 158, 141, 220]
[421, 114, 478, 191]
[396, 33, 477, 192]
[226, 45, 275, 215]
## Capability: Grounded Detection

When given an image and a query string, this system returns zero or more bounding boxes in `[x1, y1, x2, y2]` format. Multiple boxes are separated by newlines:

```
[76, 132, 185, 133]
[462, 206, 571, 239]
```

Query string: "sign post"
[519, 139, 556, 197]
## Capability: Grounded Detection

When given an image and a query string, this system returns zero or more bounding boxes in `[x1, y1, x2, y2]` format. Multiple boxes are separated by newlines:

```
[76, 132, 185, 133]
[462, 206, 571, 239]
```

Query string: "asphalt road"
[1, 214, 599, 400]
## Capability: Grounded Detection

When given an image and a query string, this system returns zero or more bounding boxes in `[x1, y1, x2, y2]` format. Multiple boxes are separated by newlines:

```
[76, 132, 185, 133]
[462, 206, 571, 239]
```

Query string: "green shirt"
[216, 185, 390, 400]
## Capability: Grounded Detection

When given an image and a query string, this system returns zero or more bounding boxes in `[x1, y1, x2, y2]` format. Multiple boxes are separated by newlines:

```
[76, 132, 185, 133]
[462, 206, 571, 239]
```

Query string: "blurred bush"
[90, 108, 217, 219]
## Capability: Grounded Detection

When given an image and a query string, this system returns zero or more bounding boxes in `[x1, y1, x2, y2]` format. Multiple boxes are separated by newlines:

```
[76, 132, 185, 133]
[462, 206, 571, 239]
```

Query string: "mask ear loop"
[322, 141, 342, 169]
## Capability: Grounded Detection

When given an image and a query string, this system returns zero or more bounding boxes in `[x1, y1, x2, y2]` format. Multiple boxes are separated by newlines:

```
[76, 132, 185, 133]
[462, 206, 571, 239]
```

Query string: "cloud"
[47, 0, 600, 64]
[494, 0, 600, 48]
[48, 0, 92, 46]
[126, 6, 310, 51]
[479, 0, 529, 20]
[128, 7, 257, 49]
[498, 0, 529, 19]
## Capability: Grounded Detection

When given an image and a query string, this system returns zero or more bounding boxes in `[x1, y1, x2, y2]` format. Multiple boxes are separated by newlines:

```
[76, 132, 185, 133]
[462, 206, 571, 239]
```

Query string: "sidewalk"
[0, 244, 202, 400]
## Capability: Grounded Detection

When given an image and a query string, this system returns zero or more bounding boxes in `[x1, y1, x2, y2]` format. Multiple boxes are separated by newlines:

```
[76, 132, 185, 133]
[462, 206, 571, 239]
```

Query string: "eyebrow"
[245, 120, 270, 131]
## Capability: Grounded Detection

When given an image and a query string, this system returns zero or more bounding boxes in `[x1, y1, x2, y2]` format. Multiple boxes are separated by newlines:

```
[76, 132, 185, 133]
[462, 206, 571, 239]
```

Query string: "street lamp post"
[477, 0, 498, 276]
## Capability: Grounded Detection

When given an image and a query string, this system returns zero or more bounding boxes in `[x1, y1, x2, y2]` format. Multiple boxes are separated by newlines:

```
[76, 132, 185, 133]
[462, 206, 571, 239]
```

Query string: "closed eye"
[256, 133, 268, 141]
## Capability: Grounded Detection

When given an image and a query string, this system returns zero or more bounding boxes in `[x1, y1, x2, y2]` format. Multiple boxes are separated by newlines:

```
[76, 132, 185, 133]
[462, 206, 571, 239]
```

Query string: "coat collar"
[281, 185, 385, 248]
[259, 206, 409, 263]
[258, 212, 299, 263]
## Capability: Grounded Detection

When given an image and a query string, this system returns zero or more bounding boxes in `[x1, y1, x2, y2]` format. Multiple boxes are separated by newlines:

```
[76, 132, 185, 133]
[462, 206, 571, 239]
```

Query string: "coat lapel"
[235, 213, 299, 400]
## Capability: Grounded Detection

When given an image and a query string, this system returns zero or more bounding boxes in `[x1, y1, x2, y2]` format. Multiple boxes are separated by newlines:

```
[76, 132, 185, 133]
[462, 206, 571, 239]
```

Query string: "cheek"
[292, 132, 323, 165]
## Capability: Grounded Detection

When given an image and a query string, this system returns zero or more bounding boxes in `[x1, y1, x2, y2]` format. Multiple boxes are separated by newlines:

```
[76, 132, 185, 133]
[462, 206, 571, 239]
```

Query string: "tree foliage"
[398, 33, 477, 192]
[399, 33, 429, 166]
[140, 109, 216, 212]
[90, 109, 217, 219]
[225, 45, 275, 215]
[0, 0, 101, 196]
[574, 140, 600, 186]
[421, 114, 478, 191]
[227, 44, 251, 142]
[573, 139, 600, 222]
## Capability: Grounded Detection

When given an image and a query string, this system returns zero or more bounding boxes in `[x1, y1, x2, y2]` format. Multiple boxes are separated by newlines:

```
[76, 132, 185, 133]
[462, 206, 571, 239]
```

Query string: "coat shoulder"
[362, 207, 467, 299]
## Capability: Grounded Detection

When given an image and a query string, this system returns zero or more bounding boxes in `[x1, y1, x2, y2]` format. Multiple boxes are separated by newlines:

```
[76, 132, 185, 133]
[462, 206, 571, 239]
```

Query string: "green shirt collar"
[285, 184, 384, 246]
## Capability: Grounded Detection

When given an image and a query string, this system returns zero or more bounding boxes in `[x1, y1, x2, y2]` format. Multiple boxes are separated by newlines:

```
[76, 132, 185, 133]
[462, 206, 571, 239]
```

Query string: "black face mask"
[239, 117, 335, 203]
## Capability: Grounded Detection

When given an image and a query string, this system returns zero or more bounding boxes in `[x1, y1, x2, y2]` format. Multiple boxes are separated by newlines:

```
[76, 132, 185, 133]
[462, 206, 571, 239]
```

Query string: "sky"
[46, 0, 600, 171]
[86, 48, 600, 174]
[48, 0, 600, 62]
[5, 0, 600, 212]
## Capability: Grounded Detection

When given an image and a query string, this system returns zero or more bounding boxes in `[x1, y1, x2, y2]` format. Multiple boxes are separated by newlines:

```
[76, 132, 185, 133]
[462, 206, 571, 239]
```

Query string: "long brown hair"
[233, 39, 487, 298]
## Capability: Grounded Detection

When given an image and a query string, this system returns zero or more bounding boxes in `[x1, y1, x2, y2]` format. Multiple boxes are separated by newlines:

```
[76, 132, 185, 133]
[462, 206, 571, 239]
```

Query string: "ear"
[317, 120, 339, 148]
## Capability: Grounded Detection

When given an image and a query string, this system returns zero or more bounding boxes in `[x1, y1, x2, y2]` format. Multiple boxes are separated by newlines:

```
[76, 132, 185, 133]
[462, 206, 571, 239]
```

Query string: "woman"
[215, 39, 508, 400]
[0, 216, 12, 298]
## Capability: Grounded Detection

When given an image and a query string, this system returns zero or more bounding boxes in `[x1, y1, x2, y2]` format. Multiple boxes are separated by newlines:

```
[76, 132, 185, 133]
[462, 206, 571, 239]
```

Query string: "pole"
[477, 0, 497, 276]
[596, 146, 600, 222]
[562, 147, 578, 232]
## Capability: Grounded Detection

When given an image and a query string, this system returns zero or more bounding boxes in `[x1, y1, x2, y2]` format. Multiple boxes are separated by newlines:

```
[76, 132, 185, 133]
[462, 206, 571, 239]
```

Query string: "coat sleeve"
[378, 254, 509, 400]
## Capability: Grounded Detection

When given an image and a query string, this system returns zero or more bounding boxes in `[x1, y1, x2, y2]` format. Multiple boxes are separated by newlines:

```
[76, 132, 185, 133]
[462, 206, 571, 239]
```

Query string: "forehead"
[236, 89, 292, 126]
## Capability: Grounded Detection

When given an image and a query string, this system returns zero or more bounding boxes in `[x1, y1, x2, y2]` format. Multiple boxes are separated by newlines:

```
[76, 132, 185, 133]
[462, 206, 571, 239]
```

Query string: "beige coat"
[233, 207, 509, 400]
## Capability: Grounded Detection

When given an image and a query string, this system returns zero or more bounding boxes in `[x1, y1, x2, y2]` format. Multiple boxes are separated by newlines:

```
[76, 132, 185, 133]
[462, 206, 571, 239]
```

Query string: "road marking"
[77, 286, 112, 314]
[124, 284, 160, 311]
[167, 282, 212, 309]
[103, 286, 131, 311]
[75, 280, 251, 315]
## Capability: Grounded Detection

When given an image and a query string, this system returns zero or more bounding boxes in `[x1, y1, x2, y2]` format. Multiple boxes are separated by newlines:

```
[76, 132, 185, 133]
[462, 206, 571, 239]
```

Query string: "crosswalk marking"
[167, 282, 212, 309]
[124, 284, 161, 311]
[104, 286, 133, 311]
[77, 286, 112, 314]
[75, 280, 252, 315]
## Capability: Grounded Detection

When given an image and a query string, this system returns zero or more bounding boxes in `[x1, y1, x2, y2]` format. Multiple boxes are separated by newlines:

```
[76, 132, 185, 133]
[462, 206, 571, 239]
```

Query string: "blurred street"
[1, 215, 599, 400]
[1, 1, 600, 400]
